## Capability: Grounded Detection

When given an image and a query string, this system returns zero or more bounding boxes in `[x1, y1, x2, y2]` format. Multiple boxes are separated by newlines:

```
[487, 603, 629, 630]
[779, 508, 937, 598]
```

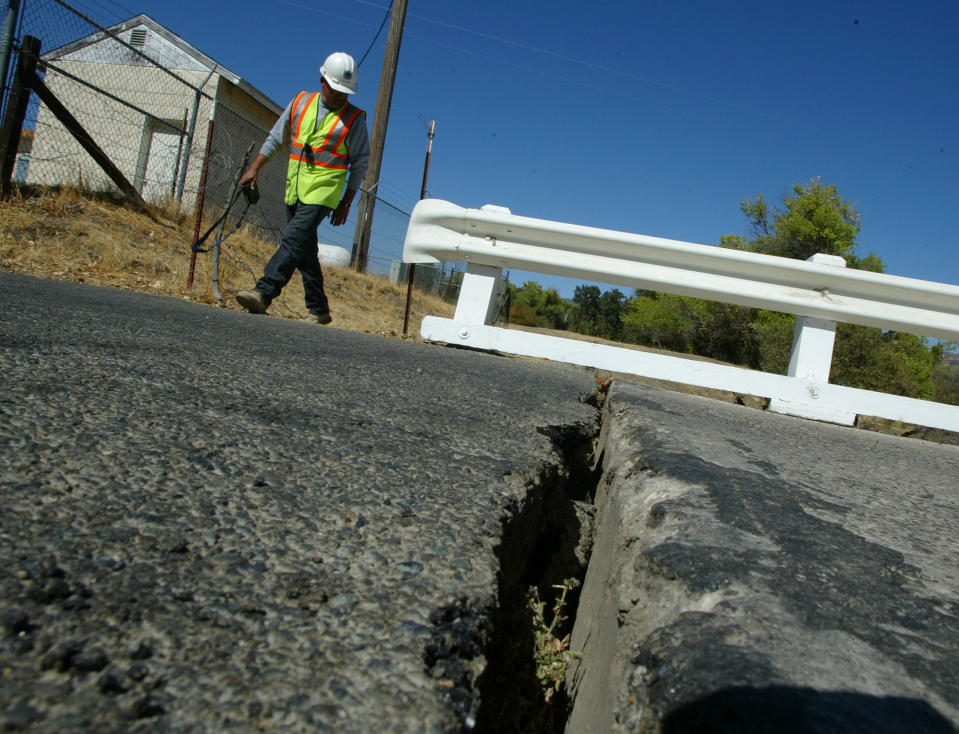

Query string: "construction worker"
[235, 52, 370, 325]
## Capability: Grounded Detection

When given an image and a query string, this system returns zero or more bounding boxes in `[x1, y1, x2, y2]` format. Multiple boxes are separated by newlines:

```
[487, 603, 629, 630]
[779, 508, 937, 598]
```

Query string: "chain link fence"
[2, 1, 287, 236]
[0, 0, 462, 299]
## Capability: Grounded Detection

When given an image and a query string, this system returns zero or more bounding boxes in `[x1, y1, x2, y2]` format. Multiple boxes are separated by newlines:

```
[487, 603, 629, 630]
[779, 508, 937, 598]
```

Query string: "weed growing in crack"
[529, 578, 582, 703]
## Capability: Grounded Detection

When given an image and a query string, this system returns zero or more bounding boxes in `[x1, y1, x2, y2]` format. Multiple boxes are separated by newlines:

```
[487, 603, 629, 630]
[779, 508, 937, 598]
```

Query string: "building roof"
[42, 14, 282, 115]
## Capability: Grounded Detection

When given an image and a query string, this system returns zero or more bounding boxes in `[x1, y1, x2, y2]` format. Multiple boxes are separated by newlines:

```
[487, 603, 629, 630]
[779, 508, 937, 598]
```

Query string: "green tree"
[723, 179, 949, 396]
[505, 282, 539, 326]
[622, 292, 698, 352]
[597, 289, 627, 340]
[622, 294, 757, 364]
[571, 285, 602, 335]
[832, 326, 937, 400]
[623, 178, 940, 400]
[507, 180, 941, 402]
[736, 179, 864, 262]
[569, 285, 626, 339]
[513, 281, 544, 309]
[933, 349, 959, 405]
[752, 310, 795, 375]
[506, 281, 571, 329]
[540, 287, 571, 330]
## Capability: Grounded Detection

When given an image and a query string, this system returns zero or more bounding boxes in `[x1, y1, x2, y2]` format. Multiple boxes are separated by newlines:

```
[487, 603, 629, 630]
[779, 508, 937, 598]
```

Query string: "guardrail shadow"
[662, 685, 957, 734]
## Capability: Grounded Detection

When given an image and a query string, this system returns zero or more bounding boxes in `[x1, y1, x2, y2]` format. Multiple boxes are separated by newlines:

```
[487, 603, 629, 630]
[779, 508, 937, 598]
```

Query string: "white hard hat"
[320, 52, 358, 95]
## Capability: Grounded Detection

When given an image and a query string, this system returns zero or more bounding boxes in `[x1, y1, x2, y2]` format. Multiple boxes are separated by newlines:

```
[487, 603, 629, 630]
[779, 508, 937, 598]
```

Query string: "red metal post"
[187, 118, 215, 288]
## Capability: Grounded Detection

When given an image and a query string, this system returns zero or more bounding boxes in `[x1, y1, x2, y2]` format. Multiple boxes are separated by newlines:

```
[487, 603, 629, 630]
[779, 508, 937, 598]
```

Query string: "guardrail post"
[783, 253, 846, 381]
[454, 262, 503, 324]
[784, 314, 838, 381]
[768, 253, 852, 423]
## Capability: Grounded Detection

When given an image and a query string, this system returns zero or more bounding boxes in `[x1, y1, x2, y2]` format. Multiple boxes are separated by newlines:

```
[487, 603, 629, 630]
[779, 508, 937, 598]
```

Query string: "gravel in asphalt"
[0, 272, 599, 733]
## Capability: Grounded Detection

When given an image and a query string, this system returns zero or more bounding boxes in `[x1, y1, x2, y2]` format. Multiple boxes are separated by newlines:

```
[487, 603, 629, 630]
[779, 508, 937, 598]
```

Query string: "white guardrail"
[403, 199, 959, 431]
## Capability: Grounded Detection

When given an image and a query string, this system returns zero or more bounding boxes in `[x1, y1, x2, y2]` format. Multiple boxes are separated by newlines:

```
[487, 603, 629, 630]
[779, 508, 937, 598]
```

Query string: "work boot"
[236, 290, 267, 314]
[301, 311, 332, 325]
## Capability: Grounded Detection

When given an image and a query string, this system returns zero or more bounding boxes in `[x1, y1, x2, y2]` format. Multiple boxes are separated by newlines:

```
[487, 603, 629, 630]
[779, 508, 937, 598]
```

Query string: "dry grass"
[0, 185, 454, 339]
[3, 186, 955, 445]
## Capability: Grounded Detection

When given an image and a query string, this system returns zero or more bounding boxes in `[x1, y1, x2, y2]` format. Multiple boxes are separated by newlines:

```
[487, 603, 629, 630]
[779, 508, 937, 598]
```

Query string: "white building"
[23, 14, 284, 227]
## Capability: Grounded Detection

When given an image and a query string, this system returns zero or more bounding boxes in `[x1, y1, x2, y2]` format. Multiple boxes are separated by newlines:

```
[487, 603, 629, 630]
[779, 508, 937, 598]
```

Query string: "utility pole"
[403, 118, 434, 336]
[351, 0, 408, 272]
[418, 119, 434, 201]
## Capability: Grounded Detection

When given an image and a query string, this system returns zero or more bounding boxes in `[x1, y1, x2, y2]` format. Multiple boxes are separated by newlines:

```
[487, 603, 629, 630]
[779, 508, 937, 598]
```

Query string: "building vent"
[130, 29, 147, 47]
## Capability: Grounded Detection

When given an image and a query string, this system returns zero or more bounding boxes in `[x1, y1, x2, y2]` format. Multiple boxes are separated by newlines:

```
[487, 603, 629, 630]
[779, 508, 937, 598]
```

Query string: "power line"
[357, 0, 393, 67]
[270, 0, 385, 30]
[410, 35, 950, 171]
[401, 25, 825, 132]
[340, 1, 951, 170]
[284, 0, 840, 138]
[346, 2, 788, 119]
[77, 0, 137, 21]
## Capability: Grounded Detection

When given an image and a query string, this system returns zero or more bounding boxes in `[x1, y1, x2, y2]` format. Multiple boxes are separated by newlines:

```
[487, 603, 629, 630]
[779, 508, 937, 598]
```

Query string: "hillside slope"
[0, 186, 454, 338]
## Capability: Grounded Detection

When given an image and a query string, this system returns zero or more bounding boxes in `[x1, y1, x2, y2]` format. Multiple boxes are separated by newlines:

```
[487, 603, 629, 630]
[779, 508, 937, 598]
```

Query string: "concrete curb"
[566, 381, 959, 733]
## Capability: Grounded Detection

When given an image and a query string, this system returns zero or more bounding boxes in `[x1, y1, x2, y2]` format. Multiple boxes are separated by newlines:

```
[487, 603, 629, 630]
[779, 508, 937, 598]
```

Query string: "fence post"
[187, 117, 215, 288]
[0, 33, 38, 196]
[0, 0, 23, 119]
[176, 66, 215, 202]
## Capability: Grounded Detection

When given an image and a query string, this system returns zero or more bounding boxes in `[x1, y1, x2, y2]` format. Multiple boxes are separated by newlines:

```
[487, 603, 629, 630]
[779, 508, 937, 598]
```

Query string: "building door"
[137, 119, 182, 204]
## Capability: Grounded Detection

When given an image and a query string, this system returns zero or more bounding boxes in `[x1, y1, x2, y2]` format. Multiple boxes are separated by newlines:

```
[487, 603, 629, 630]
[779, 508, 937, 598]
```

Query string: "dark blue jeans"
[255, 202, 332, 314]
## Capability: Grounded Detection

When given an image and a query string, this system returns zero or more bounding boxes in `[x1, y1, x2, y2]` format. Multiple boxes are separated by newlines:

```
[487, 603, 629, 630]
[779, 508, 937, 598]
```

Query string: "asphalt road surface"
[3, 270, 958, 734]
[0, 271, 598, 733]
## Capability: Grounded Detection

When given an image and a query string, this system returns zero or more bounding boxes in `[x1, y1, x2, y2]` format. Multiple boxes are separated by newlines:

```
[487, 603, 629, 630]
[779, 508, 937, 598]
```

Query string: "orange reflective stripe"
[329, 106, 361, 155]
[288, 101, 358, 168]
[286, 94, 364, 206]
[288, 155, 348, 170]
[313, 102, 351, 156]
[288, 149, 349, 169]
[292, 92, 319, 143]
[289, 91, 308, 138]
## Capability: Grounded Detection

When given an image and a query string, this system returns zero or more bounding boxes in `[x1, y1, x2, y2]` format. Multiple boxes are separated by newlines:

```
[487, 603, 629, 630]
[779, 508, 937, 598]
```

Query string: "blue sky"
[17, 0, 959, 299]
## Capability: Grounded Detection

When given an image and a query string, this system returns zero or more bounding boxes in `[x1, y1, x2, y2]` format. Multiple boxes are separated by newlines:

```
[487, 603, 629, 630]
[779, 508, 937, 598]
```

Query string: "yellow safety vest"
[285, 91, 364, 207]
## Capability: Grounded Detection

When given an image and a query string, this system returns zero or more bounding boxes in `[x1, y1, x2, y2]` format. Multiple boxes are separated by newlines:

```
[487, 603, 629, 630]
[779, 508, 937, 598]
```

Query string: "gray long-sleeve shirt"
[259, 94, 371, 192]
